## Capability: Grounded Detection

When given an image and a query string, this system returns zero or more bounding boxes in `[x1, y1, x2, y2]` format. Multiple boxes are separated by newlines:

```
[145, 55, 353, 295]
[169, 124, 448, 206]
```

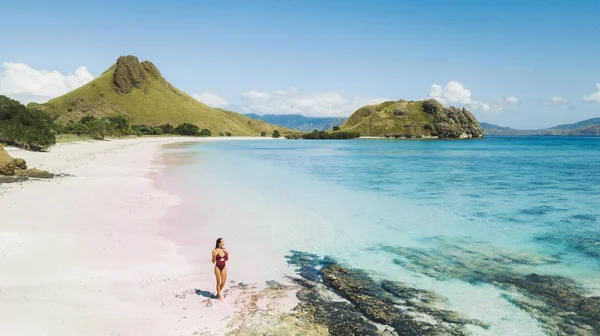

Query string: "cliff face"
[341, 99, 484, 139]
[112, 56, 148, 94]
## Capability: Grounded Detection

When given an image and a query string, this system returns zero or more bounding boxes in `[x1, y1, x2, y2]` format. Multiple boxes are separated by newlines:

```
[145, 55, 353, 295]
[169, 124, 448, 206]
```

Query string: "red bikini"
[215, 251, 228, 271]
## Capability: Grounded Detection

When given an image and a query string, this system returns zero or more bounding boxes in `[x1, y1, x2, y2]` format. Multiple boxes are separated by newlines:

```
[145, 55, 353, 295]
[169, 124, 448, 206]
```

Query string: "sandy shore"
[0, 137, 298, 336]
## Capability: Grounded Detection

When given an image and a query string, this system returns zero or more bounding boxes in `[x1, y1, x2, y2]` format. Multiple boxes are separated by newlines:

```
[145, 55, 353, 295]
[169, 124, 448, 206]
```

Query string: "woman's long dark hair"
[215, 238, 223, 249]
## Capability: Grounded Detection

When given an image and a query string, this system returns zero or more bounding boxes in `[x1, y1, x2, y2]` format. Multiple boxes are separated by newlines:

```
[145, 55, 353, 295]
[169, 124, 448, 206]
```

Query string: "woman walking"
[212, 238, 229, 301]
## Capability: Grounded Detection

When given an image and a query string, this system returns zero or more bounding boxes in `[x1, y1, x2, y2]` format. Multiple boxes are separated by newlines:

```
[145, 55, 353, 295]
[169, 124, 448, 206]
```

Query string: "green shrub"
[200, 129, 212, 136]
[80, 115, 97, 125]
[132, 124, 158, 135]
[0, 95, 56, 150]
[272, 130, 281, 138]
[285, 132, 302, 139]
[301, 130, 360, 140]
[88, 119, 110, 140]
[159, 124, 175, 134]
[333, 126, 341, 131]
[68, 122, 89, 135]
[225, 132, 232, 136]
[260, 131, 267, 137]
[107, 115, 132, 135]
[175, 123, 200, 136]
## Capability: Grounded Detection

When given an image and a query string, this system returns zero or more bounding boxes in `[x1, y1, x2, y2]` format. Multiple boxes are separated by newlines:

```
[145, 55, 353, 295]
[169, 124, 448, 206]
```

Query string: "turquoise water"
[163, 137, 600, 335]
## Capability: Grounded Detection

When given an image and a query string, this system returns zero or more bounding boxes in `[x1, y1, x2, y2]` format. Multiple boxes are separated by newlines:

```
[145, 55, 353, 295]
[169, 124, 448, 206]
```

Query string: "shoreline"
[0, 136, 299, 336]
[2, 136, 599, 335]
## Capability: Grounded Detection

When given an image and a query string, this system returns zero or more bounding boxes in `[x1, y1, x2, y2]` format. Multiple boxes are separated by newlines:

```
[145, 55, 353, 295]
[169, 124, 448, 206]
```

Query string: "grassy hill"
[341, 99, 483, 138]
[29, 56, 285, 136]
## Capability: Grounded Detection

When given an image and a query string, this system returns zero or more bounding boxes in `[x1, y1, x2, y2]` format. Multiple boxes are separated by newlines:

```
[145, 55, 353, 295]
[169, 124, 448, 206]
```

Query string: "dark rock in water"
[379, 237, 600, 335]
[570, 214, 598, 222]
[380, 281, 489, 329]
[501, 273, 600, 335]
[286, 250, 487, 335]
[286, 250, 328, 282]
[535, 233, 600, 260]
[293, 279, 382, 336]
[321, 264, 436, 335]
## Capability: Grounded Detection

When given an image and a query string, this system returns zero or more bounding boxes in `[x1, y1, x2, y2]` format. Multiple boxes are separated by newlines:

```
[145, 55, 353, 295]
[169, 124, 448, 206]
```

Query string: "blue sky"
[1, 0, 599, 128]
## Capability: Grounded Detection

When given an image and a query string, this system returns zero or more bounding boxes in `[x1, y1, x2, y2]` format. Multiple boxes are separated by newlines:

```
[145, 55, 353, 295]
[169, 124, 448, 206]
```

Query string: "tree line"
[286, 129, 360, 139]
[0, 95, 360, 151]
[0, 95, 215, 151]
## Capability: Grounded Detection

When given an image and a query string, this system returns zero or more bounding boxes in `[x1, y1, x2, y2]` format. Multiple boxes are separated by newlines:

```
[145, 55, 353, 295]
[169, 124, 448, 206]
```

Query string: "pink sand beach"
[0, 137, 299, 336]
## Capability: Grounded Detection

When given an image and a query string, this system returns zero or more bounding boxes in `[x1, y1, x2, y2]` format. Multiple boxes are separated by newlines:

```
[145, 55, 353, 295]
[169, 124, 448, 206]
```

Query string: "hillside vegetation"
[0, 95, 56, 150]
[31, 55, 286, 136]
[341, 99, 483, 138]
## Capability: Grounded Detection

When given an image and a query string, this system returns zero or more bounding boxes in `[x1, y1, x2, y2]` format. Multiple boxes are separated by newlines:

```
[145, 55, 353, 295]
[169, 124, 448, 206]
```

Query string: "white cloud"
[193, 92, 230, 108]
[240, 88, 389, 117]
[506, 96, 519, 104]
[428, 81, 518, 113]
[274, 87, 299, 96]
[428, 81, 497, 112]
[0, 62, 94, 104]
[550, 96, 568, 104]
[582, 83, 600, 102]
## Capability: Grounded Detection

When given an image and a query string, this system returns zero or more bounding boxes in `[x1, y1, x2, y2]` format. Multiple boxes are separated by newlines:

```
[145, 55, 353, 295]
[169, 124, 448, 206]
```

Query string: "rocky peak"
[112, 55, 148, 94]
[141, 61, 162, 79]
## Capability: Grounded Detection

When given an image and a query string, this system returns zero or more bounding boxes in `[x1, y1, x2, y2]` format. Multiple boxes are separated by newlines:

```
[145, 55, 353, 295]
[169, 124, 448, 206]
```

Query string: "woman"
[211, 237, 229, 301]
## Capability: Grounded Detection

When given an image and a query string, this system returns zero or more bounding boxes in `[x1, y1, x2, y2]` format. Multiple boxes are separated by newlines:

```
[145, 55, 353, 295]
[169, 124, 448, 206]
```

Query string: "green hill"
[29, 55, 284, 136]
[341, 99, 483, 138]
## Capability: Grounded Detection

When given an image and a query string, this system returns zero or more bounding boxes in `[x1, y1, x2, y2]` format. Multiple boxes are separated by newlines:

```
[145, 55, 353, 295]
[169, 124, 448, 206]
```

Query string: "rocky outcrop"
[285, 250, 488, 335]
[112, 55, 148, 94]
[424, 100, 484, 138]
[0, 144, 54, 182]
[0, 144, 16, 175]
[14, 168, 54, 179]
[341, 99, 484, 139]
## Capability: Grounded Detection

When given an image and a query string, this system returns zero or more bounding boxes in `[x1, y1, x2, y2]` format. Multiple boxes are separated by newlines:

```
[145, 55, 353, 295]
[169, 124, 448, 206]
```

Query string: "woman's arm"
[224, 248, 229, 261]
[211, 249, 217, 263]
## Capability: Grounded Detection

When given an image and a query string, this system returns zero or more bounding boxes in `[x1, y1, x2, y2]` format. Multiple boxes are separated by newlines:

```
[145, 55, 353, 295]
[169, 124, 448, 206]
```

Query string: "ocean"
[161, 136, 600, 335]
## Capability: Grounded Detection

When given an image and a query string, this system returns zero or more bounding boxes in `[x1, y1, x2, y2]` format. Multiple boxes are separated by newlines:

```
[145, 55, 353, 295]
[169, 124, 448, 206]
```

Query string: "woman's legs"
[214, 266, 222, 299]
[220, 267, 227, 292]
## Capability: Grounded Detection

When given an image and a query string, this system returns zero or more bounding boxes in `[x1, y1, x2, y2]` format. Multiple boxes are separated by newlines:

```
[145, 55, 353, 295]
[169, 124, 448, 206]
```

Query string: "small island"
[340, 99, 484, 139]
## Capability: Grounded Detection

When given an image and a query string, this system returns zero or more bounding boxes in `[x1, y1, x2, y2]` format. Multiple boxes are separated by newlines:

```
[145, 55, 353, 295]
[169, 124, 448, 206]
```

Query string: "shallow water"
[162, 136, 600, 335]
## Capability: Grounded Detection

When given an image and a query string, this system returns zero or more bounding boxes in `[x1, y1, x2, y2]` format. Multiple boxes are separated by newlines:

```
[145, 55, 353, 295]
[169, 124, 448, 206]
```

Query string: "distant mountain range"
[481, 118, 600, 135]
[244, 114, 345, 132]
[247, 113, 600, 136]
